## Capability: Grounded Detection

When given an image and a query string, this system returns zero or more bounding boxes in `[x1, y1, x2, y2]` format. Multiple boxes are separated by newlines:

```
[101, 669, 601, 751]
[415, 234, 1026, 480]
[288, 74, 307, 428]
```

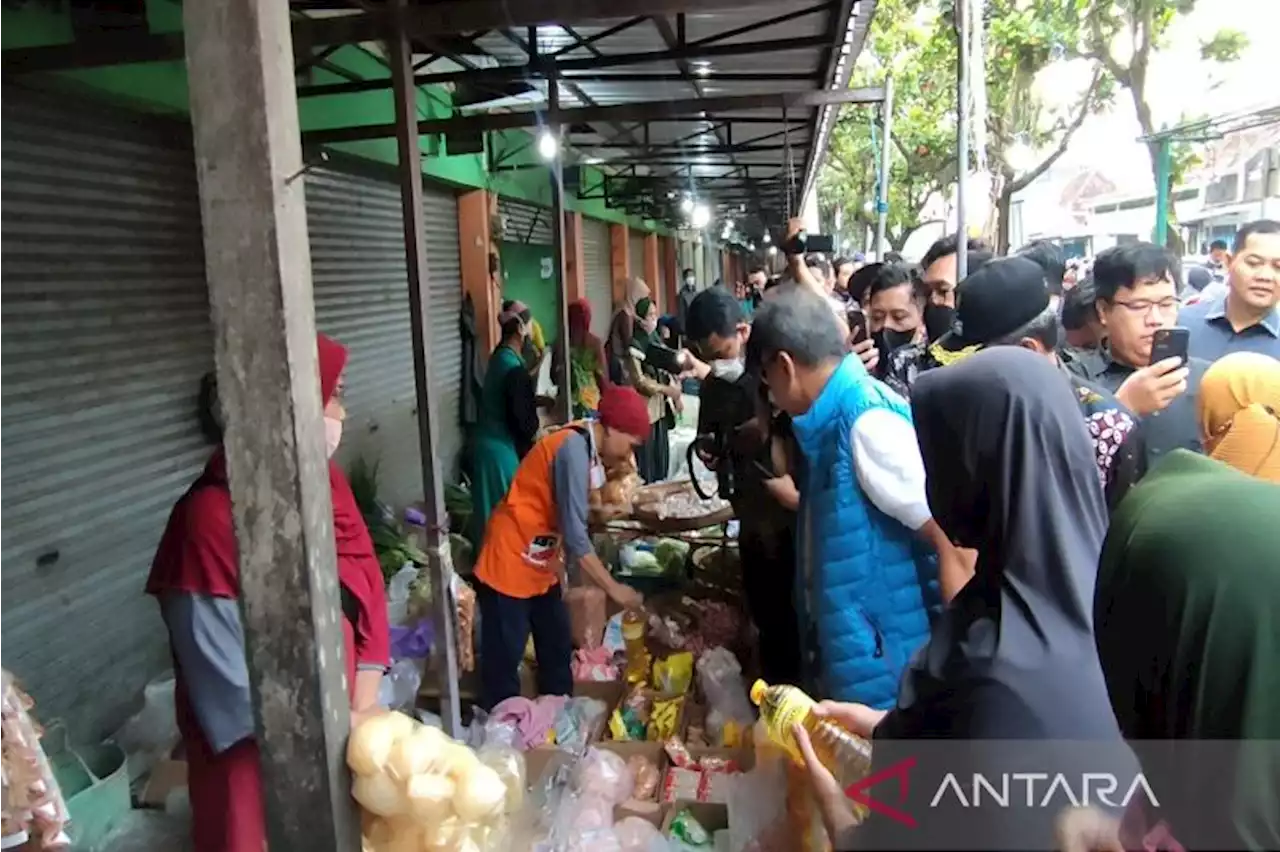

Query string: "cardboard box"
[662, 800, 729, 834]
[139, 759, 187, 807]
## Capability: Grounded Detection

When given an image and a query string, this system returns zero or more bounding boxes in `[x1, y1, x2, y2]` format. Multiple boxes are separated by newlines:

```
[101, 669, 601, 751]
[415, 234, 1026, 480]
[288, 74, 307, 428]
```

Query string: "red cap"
[597, 385, 650, 439]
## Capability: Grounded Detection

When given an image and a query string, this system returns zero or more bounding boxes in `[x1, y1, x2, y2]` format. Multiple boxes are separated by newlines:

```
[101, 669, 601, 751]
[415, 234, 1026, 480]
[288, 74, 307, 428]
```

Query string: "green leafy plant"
[347, 456, 428, 586]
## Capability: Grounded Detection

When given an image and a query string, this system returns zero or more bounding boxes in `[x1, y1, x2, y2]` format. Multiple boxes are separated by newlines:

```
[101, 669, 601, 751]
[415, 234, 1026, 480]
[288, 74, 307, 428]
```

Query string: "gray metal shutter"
[582, 218, 613, 337]
[421, 186, 464, 481]
[1, 87, 210, 741]
[628, 230, 645, 281]
[306, 169, 463, 505]
[498, 197, 552, 245]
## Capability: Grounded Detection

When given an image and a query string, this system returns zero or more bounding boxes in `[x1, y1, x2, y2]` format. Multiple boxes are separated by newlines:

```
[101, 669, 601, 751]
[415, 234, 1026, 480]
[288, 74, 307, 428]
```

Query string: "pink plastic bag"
[566, 587, 607, 649]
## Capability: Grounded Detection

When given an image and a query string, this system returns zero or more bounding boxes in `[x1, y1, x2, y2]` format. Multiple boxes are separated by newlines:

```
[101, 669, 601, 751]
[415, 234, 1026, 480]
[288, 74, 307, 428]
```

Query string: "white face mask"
[684, 276, 696, 287]
[590, 462, 606, 490]
[710, 358, 745, 382]
[324, 416, 343, 458]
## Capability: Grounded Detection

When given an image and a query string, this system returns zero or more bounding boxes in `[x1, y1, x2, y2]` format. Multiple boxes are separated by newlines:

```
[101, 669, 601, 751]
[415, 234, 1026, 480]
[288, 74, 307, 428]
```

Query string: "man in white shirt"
[746, 283, 967, 706]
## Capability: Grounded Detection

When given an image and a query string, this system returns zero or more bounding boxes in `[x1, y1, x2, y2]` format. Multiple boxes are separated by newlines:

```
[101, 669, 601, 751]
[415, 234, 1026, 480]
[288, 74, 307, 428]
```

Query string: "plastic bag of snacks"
[572, 747, 634, 804]
[453, 576, 477, 673]
[626, 754, 661, 801]
[696, 647, 754, 746]
[653, 651, 694, 696]
[566, 586, 608, 649]
[348, 711, 511, 851]
[2, 671, 71, 850]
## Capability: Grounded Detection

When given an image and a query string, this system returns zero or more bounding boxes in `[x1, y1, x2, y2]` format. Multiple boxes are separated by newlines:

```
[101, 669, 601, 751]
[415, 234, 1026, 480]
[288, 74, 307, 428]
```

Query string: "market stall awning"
[290, 0, 881, 240]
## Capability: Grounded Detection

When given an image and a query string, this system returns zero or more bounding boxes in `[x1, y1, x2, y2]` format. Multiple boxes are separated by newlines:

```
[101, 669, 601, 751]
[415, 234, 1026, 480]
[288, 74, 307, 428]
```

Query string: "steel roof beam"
[295, 33, 831, 96]
[2, 13, 378, 73]
[402, 0, 788, 33]
[303, 87, 882, 144]
[688, 2, 835, 47]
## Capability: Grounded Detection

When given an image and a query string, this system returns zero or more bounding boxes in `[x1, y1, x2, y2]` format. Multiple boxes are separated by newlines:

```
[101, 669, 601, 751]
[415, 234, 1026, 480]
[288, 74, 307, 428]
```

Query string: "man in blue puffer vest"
[747, 282, 963, 709]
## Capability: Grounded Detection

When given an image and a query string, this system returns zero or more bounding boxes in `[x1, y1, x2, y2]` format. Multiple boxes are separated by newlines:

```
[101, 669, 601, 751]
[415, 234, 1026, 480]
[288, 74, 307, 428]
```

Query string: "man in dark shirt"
[1179, 219, 1280, 361]
[684, 287, 800, 684]
[1065, 243, 1206, 468]
[893, 257, 1146, 507]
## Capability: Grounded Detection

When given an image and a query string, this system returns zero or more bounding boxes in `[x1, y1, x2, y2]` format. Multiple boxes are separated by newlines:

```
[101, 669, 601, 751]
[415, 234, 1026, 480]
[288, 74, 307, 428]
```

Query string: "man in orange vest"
[474, 385, 650, 709]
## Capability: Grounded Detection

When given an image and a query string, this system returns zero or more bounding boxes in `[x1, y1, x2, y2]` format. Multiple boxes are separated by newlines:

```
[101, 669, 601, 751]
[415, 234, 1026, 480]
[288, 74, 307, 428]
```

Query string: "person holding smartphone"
[1065, 243, 1209, 467]
[473, 386, 648, 710]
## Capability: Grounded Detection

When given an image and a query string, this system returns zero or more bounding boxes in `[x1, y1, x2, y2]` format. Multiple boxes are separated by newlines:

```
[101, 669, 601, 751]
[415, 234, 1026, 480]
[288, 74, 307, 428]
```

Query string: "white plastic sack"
[110, 672, 179, 781]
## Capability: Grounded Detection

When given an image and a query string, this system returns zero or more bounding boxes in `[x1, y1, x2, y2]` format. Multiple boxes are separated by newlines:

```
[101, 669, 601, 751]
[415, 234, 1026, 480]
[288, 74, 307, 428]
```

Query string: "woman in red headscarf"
[146, 334, 389, 852]
[552, 298, 611, 418]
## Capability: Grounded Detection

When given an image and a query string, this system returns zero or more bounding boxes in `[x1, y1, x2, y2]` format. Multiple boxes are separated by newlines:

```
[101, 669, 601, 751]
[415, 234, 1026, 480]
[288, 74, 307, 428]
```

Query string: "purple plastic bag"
[390, 618, 434, 660]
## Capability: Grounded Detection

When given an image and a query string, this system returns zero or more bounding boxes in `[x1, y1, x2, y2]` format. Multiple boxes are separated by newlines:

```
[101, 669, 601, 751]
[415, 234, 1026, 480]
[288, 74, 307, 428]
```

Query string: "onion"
[451, 763, 506, 822]
[386, 726, 446, 781]
[353, 771, 407, 818]
[405, 773, 456, 824]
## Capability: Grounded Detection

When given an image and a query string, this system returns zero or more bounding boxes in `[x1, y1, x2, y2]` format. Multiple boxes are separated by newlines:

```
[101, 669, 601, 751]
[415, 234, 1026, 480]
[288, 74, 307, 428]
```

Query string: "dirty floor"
[97, 810, 190, 852]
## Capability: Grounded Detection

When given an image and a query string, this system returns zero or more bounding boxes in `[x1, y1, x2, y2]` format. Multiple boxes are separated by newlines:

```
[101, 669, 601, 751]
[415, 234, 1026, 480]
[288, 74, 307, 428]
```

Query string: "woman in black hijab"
[796, 348, 1135, 850]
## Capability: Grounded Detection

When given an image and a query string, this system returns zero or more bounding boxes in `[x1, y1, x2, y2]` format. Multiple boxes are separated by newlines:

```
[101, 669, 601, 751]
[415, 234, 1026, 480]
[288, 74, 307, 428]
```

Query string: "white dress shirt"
[849, 408, 932, 531]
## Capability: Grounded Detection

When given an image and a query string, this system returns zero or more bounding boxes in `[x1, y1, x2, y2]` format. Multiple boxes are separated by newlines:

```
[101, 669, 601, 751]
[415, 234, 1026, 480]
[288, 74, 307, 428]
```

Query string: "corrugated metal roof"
[421, 0, 877, 241]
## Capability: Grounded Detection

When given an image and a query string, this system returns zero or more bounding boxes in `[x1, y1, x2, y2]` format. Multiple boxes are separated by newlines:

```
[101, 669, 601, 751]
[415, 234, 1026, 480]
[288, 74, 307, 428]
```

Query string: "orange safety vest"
[474, 423, 596, 599]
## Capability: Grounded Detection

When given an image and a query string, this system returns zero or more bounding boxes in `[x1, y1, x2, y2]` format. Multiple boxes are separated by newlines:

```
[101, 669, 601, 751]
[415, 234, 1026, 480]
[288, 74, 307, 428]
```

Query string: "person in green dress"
[470, 301, 540, 546]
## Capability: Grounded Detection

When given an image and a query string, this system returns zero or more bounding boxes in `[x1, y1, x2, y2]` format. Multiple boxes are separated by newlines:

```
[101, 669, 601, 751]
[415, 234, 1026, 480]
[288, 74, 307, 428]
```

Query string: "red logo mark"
[845, 756, 918, 828]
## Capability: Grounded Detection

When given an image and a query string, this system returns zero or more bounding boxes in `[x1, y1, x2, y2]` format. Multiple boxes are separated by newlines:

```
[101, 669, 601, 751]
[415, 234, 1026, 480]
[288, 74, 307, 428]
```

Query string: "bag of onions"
[349, 711, 521, 852]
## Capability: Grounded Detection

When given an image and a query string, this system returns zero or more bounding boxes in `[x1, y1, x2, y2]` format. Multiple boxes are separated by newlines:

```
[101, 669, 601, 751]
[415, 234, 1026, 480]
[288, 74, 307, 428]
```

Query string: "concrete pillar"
[662, 236, 679, 313]
[643, 233, 660, 311]
[609, 222, 630, 304]
[564, 211, 586, 304]
[458, 189, 498, 357]
[182, 0, 355, 845]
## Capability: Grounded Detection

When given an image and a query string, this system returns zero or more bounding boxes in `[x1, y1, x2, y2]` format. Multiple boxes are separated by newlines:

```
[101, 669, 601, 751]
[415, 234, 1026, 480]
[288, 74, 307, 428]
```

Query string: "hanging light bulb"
[691, 204, 711, 229]
[762, 232, 771, 244]
[680, 196, 695, 214]
[768, 245, 778, 256]
[538, 130, 559, 160]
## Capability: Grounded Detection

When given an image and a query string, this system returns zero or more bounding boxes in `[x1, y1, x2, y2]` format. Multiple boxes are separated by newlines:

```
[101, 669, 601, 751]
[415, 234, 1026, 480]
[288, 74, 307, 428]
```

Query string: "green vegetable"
[654, 539, 691, 573]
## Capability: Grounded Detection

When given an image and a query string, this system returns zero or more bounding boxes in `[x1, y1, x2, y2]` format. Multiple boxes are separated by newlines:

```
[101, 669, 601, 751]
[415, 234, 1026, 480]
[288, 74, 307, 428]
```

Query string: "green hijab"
[1096, 449, 1280, 849]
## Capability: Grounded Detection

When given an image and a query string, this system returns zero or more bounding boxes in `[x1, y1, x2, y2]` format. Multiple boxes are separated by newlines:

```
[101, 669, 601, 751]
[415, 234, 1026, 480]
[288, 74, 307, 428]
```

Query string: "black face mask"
[924, 303, 957, 342]
[873, 327, 917, 356]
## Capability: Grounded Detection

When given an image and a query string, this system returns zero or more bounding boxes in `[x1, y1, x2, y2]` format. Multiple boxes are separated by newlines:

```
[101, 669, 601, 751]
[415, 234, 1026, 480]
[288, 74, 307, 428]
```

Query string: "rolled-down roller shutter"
[1, 86, 211, 741]
[628, 230, 645, 283]
[582, 218, 613, 337]
[306, 169, 464, 504]
[498, 197, 552, 245]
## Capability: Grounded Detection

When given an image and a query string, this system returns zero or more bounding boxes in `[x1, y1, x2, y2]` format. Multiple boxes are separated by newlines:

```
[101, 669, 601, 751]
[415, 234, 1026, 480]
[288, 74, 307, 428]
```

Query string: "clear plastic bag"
[615, 816, 667, 852]
[378, 658, 423, 712]
[565, 586, 607, 649]
[573, 747, 634, 804]
[387, 564, 418, 626]
[477, 745, 527, 816]
[109, 672, 179, 780]
[696, 648, 755, 745]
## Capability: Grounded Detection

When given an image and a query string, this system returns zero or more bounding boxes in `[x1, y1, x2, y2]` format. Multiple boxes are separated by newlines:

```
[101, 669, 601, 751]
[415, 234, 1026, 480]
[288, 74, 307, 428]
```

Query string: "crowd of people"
[678, 218, 1279, 850]
[147, 213, 1279, 852]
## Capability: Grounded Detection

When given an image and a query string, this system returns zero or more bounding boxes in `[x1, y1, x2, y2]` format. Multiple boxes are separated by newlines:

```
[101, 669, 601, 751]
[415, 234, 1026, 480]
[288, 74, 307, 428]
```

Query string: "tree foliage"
[1077, 0, 1248, 248]
[821, 0, 1247, 253]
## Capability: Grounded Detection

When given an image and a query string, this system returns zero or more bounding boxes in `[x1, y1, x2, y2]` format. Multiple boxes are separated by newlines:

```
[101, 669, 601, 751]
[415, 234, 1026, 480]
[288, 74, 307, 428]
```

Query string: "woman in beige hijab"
[606, 277, 651, 385]
[1197, 351, 1280, 483]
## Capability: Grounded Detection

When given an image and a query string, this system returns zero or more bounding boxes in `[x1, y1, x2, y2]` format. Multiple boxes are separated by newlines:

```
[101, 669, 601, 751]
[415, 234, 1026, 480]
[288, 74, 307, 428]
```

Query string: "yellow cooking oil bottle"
[750, 679, 873, 789]
[621, 609, 651, 685]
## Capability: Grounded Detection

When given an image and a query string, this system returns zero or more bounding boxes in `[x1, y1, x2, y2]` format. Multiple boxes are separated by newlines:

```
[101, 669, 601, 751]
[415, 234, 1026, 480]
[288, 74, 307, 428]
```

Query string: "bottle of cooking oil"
[621, 609, 651, 685]
[750, 680, 873, 789]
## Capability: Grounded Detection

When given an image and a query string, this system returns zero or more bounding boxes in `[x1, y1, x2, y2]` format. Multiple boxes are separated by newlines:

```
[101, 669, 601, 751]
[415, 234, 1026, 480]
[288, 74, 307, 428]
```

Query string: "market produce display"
[349, 712, 521, 852]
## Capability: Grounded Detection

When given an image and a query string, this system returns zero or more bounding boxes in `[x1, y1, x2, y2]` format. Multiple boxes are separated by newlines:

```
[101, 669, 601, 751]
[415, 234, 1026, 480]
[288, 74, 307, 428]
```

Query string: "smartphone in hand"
[847, 308, 870, 346]
[1149, 327, 1190, 367]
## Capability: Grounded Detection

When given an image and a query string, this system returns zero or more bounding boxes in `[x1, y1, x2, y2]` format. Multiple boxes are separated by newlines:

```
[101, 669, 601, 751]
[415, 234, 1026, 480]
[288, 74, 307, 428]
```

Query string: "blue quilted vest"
[791, 354, 939, 709]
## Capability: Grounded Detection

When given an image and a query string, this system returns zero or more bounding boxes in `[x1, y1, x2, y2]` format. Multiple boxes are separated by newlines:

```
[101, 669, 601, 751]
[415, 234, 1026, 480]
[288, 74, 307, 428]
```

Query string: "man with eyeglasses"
[1065, 242, 1208, 466]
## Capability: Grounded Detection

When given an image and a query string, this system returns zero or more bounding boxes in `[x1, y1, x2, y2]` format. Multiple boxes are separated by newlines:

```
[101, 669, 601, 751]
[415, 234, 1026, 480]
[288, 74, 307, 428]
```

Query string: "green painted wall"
[498, 241, 561, 339]
[2, 0, 668, 234]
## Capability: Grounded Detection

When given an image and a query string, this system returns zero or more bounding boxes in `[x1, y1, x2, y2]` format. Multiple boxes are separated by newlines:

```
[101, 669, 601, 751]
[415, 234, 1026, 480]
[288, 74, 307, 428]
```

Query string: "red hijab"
[568, 298, 592, 346]
[147, 334, 389, 669]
